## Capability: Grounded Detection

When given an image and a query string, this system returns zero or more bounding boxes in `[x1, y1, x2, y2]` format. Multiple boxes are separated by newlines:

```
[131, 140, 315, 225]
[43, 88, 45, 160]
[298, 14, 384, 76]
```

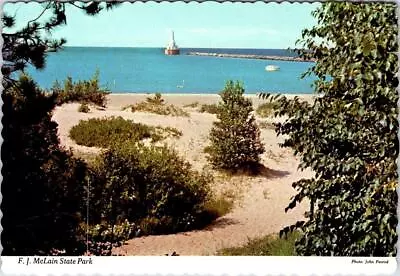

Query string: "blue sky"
[4, 2, 319, 48]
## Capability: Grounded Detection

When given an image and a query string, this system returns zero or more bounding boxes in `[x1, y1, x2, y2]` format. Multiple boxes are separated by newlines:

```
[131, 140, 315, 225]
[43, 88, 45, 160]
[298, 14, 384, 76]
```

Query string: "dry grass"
[204, 195, 234, 218]
[124, 93, 190, 117]
[183, 101, 200, 108]
[256, 102, 276, 118]
[198, 103, 219, 114]
[258, 121, 275, 129]
[78, 103, 90, 113]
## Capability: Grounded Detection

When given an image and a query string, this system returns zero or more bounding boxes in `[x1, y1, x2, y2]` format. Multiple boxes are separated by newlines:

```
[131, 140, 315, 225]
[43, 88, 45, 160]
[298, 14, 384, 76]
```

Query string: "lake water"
[27, 47, 316, 94]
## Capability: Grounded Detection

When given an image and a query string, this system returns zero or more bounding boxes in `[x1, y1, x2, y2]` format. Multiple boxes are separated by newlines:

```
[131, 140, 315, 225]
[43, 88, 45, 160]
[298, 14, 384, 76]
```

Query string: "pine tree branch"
[27, 2, 52, 27]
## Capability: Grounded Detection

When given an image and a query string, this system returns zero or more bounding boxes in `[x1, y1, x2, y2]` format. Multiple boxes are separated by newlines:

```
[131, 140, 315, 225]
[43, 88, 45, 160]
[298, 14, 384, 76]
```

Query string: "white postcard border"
[0, 1, 399, 276]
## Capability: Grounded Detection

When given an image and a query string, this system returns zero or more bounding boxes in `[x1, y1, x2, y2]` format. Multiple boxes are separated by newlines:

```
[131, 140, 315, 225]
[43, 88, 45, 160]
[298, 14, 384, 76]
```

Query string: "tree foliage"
[1, 1, 120, 255]
[207, 81, 264, 172]
[2, 1, 120, 86]
[1, 76, 88, 255]
[260, 2, 398, 256]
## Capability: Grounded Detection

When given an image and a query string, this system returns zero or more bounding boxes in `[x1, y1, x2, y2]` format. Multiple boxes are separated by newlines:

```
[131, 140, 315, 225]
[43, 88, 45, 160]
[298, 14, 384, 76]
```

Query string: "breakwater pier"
[187, 52, 315, 62]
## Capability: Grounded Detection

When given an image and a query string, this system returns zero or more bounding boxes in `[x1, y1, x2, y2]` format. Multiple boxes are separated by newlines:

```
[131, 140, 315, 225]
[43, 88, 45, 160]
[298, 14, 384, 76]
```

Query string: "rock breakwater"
[187, 52, 315, 62]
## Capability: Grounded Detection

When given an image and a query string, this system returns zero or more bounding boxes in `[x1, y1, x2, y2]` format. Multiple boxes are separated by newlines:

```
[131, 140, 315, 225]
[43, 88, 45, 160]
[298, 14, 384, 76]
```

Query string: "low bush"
[217, 231, 300, 256]
[69, 116, 182, 148]
[130, 93, 189, 117]
[78, 103, 90, 113]
[256, 102, 276, 118]
[83, 220, 138, 256]
[52, 70, 109, 107]
[199, 103, 220, 114]
[88, 142, 215, 235]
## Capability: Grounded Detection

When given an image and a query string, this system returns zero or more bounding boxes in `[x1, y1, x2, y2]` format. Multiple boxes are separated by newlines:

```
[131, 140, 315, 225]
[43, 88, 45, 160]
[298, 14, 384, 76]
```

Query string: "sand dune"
[52, 93, 314, 256]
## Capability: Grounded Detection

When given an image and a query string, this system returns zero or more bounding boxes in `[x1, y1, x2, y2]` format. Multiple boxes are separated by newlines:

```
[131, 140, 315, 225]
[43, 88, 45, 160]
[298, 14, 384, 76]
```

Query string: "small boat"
[265, 65, 280, 72]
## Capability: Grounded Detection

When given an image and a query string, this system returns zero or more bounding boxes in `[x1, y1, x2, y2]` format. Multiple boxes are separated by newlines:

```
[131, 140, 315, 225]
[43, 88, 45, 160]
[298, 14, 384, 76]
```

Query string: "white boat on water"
[265, 65, 280, 71]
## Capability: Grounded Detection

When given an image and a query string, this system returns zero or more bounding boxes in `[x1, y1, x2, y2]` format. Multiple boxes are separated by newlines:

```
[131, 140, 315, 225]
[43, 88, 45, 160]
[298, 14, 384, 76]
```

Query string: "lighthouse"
[165, 30, 180, 55]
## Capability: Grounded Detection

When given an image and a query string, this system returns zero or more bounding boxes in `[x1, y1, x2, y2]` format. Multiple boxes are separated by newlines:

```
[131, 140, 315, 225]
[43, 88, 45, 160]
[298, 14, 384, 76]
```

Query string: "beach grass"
[204, 195, 235, 219]
[256, 102, 276, 118]
[217, 231, 299, 256]
[258, 121, 275, 129]
[124, 93, 190, 117]
[198, 103, 220, 114]
[78, 102, 90, 113]
[183, 101, 200, 108]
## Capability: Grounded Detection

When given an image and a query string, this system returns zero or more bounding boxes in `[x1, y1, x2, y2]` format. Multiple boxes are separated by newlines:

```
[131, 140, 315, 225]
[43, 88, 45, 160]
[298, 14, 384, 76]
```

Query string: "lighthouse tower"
[165, 30, 180, 55]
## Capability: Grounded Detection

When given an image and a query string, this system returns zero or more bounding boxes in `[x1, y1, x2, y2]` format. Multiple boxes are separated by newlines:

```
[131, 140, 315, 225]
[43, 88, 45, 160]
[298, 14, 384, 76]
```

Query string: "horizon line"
[63, 46, 293, 50]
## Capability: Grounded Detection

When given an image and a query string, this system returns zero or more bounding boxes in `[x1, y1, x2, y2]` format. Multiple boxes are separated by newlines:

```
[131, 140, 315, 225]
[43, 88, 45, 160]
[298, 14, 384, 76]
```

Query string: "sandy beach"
[52, 93, 314, 255]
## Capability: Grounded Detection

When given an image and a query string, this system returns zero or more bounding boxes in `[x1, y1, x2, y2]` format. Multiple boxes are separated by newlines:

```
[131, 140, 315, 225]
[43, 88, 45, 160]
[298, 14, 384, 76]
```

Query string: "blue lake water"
[27, 47, 316, 94]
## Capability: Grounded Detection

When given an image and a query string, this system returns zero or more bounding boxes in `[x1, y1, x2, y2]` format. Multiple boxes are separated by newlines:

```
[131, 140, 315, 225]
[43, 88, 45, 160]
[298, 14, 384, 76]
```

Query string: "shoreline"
[109, 92, 314, 96]
[106, 93, 315, 110]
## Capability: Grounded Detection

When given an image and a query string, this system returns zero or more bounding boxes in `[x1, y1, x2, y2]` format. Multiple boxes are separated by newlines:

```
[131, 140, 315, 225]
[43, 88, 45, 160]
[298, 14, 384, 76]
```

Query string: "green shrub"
[199, 103, 220, 114]
[69, 116, 182, 148]
[83, 220, 138, 256]
[131, 93, 189, 117]
[78, 103, 90, 113]
[217, 231, 300, 256]
[1, 75, 88, 255]
[70, 116, 153, 147]
[88, 142, 215, 235]
[206, 81, 265, 172]
[260, 2, 398, 256]
[256, 102, 276, 118]
[52, 70, 109, 107]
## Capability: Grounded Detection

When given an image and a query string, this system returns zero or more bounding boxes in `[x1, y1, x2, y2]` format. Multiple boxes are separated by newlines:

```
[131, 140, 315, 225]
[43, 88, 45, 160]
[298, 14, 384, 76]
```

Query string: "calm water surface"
[27, 47, 316, 94]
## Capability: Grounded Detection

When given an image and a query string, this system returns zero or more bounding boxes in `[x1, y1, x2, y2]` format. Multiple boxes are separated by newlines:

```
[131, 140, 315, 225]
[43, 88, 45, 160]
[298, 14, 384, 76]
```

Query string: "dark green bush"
[1, 75, 88, 255]
[78, 102, 90, 113]
[199, 103, 220, 114]
[206, 81, 265, 172]
[52, 70, 109, 107]
[88, 142, 214, 235]
[69, 116, 182, 148]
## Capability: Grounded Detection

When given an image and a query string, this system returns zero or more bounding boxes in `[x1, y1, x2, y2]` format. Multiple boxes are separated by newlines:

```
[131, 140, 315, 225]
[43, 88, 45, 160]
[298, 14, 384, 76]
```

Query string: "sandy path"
[52, 94, 313, 256]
